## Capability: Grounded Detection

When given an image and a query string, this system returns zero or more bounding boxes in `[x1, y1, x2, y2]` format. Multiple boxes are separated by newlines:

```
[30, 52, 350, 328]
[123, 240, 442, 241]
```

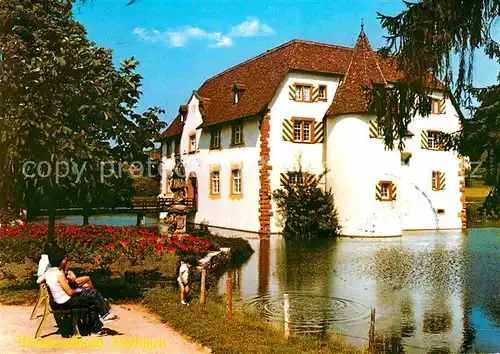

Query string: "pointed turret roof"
[327, 28, 387, 115]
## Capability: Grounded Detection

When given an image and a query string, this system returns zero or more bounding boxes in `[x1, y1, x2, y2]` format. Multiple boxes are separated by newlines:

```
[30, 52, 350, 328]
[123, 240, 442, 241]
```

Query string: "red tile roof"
[161, 113, 182, 138]
[197, 40, 356, 128]
[327, 29, 388, 115]
[159, 30, 441, 138]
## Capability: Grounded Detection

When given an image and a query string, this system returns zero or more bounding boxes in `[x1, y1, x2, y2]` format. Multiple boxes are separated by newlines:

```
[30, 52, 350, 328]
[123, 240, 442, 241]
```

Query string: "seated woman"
[37, 253, 94, 290]
[44, 248, 118, 335]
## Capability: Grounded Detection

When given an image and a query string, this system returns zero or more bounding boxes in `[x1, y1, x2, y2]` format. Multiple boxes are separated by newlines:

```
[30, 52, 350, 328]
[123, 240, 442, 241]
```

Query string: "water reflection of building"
[274, 239, 336, 333]
[220, 229, 497, 352]
[331, 231, 470, 352]
[258, 238, 270, 296]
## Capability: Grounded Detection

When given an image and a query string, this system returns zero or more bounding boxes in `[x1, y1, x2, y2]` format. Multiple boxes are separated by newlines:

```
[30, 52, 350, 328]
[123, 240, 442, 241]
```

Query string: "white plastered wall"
[325, 91, 462, 236]
[267, 72, 342, 233]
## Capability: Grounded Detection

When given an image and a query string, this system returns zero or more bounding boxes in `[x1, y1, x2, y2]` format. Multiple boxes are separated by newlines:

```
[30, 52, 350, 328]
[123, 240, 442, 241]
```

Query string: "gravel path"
[0, 304, 210, 354]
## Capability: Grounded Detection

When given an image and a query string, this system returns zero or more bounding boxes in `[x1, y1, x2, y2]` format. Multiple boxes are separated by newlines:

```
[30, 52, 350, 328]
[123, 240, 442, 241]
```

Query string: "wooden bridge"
[30, 198, 197, 224]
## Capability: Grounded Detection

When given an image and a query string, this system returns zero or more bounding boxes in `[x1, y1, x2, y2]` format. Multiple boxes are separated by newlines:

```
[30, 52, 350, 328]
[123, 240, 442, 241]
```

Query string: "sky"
[75, 0, 499, 125]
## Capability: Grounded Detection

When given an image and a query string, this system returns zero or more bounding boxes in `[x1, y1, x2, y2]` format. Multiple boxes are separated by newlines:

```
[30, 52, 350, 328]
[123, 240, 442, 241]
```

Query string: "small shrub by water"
[273, 173, 340, 240]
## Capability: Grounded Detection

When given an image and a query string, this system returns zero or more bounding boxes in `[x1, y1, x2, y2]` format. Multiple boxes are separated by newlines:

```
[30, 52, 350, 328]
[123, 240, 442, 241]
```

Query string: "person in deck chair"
[37, 243, 94, 290]
[44, 247, 118, 335]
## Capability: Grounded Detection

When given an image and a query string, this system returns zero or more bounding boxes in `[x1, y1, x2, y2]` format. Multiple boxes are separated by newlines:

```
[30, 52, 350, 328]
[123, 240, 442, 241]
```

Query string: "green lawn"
[144, 286, 363, 354]
[465, 179, 492, 202]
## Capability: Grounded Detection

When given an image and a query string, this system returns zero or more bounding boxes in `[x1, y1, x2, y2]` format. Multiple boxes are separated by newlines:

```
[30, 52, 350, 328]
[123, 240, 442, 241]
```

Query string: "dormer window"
[294, 84, 312, 102]
[318, 85, 327, 101]
[189, 133, 196, 154]
[232, 84, 246, 105]
[179, 105, 188, 124]
[431, 99, 440, 114]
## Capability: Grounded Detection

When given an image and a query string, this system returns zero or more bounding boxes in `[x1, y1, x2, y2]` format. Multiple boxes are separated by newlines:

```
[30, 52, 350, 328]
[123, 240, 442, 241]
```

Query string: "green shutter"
[288, 85, 296, 100]
[391, 183, 397, 200]
[282, 119, 293, 141]
[305, 173, 317, 185]
[439, 172, 446, 190]
[312, 86, 319, 102]
[369, 119, 378, 138]
[375, 183, 382, 200]
[280, 173, 290, 187]
[314, 121, 324, 143]
[421, 130, 429, 149]
[439, 97, 446, 114]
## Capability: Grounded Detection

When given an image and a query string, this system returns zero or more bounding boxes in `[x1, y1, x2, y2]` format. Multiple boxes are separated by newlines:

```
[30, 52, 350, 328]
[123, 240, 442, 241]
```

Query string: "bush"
[483, 187, 500, 218]
[133, 176, 159, 197]
[273, 174, 340, 240]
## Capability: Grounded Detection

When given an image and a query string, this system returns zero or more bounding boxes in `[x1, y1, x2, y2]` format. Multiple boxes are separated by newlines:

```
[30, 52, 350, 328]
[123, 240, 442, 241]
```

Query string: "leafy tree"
[0, 0, 166, 238]
[273, 173, 340, 241]
[367, 0, 499, 213]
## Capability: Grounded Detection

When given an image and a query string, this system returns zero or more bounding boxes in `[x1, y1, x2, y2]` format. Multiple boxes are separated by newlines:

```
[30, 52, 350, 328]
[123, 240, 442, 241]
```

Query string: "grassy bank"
[0, 281, 363, 354]
[465, 180, 500, 227]
[143, 285, 362, 354]
[465, 179, 492, 203]
[0, 224, 363, 353]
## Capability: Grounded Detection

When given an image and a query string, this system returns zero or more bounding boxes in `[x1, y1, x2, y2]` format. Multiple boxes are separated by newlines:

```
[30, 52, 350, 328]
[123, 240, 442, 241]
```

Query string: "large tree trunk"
[47, 199, 56, 242]
[81, 183, 90, 226]
[83, 208, 90, 226]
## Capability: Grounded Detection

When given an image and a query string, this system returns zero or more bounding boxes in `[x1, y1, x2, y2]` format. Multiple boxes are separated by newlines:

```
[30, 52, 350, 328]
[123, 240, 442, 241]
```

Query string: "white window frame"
[303, 122, 311, 142]
[211, 171, 220, 194]
[294, 84, 313, 102]
[318, 85, 327, 100]
[293, 121, 302, 142]
[292, 118, 314, 143]
[378, 122, 384, 137]
[232, 169, 242, 194]
[427, 131, 442, 150]
[289, 172, 304, 185]
[432, 171, 441, 191]
[431, 99, 440, 114]
[379, 181, 392, 201]
[189, 134, 196, 153]
[211, 128, 221, 149]
[233, 123, 243, 145]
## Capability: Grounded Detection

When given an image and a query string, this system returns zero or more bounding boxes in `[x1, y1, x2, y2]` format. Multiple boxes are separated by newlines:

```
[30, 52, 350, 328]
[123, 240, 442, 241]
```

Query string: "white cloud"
[211, 37, 233, 48]
[133, 17, 274, 49]
[133, 27, 148, 40]
[134, 26, 233, 48]
[229, 17, 275, 37]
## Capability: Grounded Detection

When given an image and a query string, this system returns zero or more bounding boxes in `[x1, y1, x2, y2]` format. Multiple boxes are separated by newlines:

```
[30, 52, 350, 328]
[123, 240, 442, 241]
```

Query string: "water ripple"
[236, 292, 371, 333]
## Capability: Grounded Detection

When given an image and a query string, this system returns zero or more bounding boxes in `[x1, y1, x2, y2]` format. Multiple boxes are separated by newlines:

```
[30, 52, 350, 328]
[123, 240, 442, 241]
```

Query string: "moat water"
[53, 215, 499, 353]
[217, 229, 500, 353]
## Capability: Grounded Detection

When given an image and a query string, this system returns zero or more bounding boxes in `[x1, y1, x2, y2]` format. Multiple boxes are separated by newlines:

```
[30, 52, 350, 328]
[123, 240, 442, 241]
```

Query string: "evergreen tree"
[367, 0, 499, 212]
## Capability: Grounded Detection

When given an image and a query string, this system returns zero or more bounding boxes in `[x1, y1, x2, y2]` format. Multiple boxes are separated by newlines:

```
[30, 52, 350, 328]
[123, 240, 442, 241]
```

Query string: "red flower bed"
[0, 222, 211, 267]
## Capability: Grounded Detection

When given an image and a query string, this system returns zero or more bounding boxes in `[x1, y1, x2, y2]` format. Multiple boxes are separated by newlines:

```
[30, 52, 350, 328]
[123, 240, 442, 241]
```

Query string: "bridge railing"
[30, 198, 197, 216]
[156, 198, 197, 212]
